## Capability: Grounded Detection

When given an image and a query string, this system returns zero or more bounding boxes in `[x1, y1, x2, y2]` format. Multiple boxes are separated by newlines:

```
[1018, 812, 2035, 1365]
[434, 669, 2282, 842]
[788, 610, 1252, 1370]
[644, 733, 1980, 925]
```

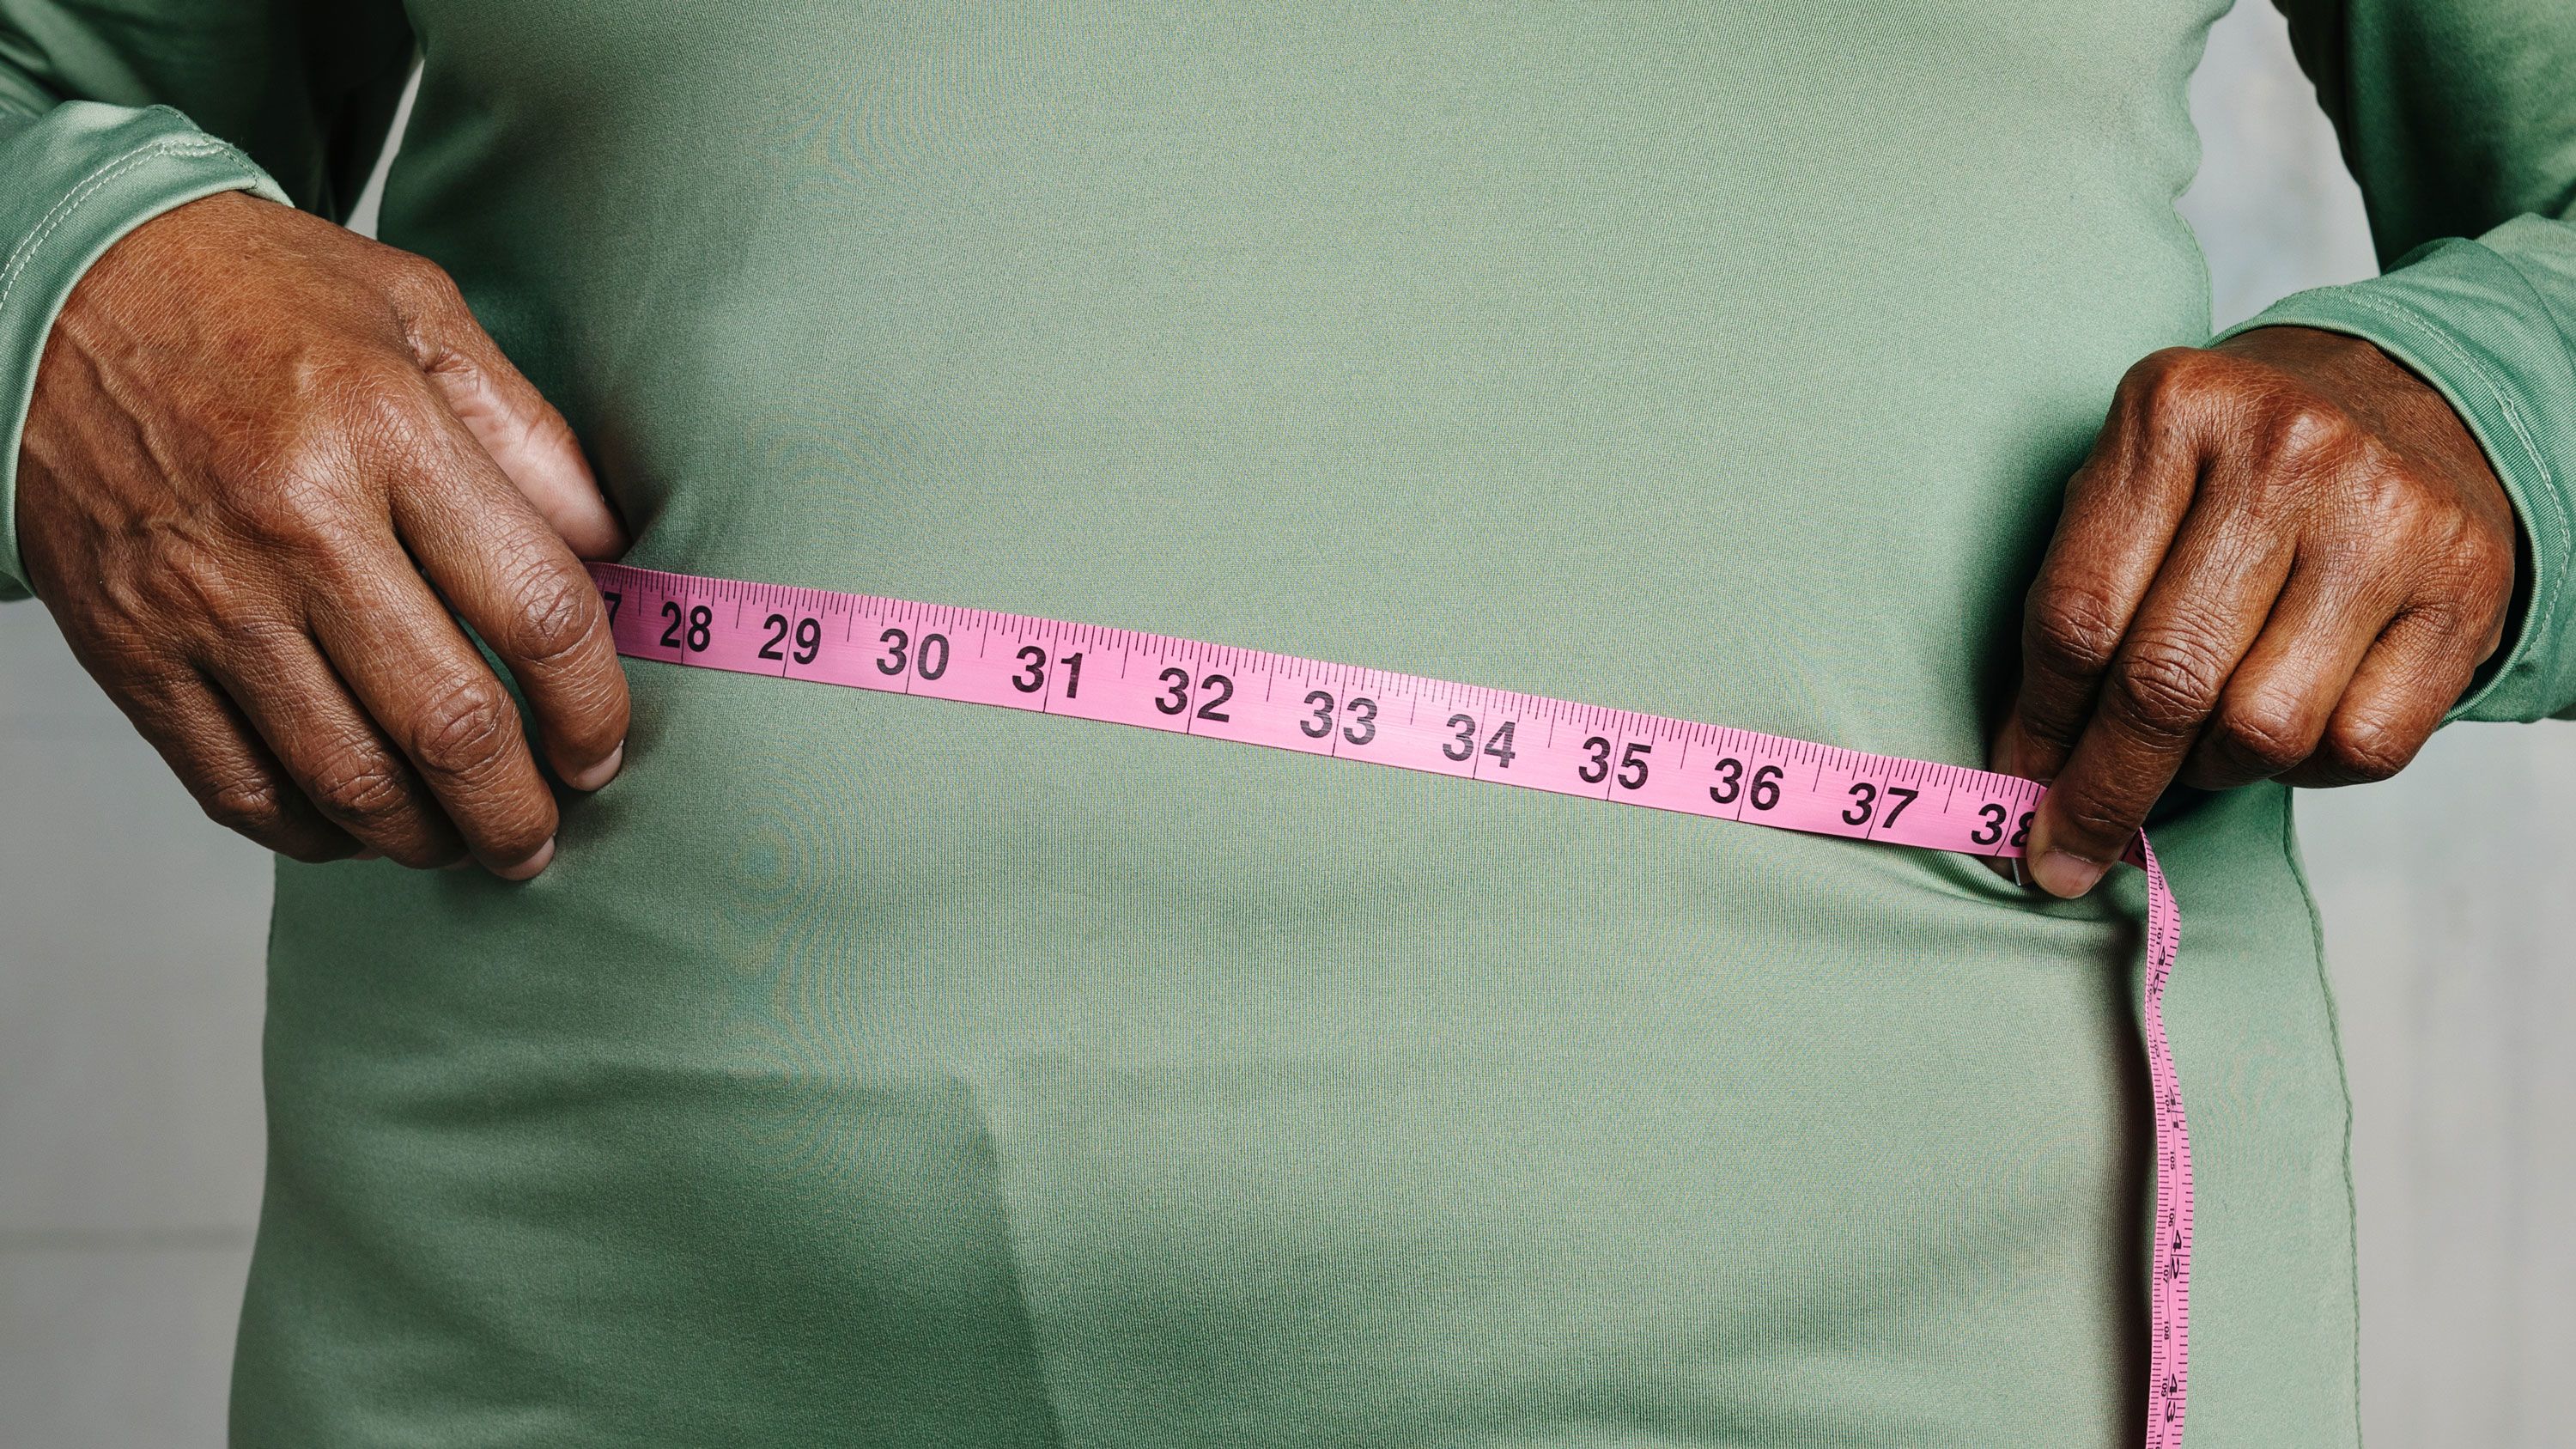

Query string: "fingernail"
[2032, 849, 2109, 899]
[495, 837, 555, 881]
[566, 741, 624, 792]
[351, 848, 382, 862]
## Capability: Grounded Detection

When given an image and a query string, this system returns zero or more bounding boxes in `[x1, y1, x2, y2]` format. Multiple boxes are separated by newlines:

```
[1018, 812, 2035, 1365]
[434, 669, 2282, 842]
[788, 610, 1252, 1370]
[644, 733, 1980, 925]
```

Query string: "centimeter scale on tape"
[589, 560, 2193, 1447]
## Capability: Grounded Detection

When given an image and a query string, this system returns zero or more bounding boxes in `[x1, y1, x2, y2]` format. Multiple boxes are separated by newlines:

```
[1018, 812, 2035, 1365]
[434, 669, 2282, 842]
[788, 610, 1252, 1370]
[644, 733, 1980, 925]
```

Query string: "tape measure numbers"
[589, 561, 2193, 1448]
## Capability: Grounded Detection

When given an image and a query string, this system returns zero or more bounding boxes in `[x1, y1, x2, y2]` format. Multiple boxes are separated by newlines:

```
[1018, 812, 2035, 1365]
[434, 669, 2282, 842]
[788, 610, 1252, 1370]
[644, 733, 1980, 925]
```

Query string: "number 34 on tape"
[588, 561, 2194, 1449]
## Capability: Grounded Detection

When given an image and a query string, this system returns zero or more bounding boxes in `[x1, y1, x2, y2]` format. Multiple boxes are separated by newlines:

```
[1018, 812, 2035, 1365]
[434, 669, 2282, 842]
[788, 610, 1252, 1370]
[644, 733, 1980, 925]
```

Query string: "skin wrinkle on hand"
[1997, 325, 2518, 898]
[15, 188, 630, 877]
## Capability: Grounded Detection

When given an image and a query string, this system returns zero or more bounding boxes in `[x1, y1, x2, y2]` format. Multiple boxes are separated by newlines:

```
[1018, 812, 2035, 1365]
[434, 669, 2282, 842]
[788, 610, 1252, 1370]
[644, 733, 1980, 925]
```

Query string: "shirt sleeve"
[0, 1, 413, 602]
[2221, 0, 2576, 722]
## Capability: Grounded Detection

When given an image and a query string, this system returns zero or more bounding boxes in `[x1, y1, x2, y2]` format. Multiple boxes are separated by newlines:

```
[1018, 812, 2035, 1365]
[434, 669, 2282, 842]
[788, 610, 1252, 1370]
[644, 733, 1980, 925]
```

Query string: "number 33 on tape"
[591, 561, 2194, 1449]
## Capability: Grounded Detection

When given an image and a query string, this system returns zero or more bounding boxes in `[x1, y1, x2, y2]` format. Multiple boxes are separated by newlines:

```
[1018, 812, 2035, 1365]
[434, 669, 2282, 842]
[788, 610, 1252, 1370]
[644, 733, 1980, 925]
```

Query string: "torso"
[238, 7, 2360, 1444]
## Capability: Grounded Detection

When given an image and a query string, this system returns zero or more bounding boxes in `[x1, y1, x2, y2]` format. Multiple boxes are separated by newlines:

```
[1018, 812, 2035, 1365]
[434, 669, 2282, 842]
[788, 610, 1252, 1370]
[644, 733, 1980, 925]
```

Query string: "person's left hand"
[1994, 325, 2518, 898]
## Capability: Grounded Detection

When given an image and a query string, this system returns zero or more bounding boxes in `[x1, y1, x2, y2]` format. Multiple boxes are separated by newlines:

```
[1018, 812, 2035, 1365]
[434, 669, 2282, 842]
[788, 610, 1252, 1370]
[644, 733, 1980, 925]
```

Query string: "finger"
[380, 389, 630, 794]
[2179, 562, 2403, 791]
[2279, 606, 2484, 789]
[197, 624, 467, 868]
[303, 545, 564, 879]
[2025, 492, 2293, 897]
[396, 261, 626, 559]
[1978, 720, 2035, 886]
[2006, 379, 2202, 787]
[113, 665, 359, 863]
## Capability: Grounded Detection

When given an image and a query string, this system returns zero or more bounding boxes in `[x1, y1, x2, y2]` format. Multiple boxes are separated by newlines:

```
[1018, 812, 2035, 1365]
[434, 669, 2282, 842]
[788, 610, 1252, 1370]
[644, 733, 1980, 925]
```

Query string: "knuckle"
[226, 433, 362, 546]
[2026, 582, 2128, 679]
[2269, 399, 2346, 454]
[199, 772, 293, 840]
[501, 565, 606, 668]
[386, 253, 466, 314]
[2336, 458, 2428, 532]
[2412, 504, 2516, 601]
[408, 678, 522, 782]
[327, 361, 442, 464]
[2451, 521, 2515, 590]
[2320, 713, 2415, 783]
[2256, 399, 2360, 475]
[2123, 346, 2215, 408]
[2215, 692, 2312, 776]
[303, 747, 415, 829]
[385, 257, 475, 362]
[2399, 589, 2477, 642]
[2106, 633, 2230, 738]
[275, 496, 380, 571]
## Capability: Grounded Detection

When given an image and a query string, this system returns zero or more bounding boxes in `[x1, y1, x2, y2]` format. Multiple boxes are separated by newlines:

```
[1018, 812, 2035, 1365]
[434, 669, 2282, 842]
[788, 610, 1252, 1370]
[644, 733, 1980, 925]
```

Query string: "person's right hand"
[14, 189, 629, 878]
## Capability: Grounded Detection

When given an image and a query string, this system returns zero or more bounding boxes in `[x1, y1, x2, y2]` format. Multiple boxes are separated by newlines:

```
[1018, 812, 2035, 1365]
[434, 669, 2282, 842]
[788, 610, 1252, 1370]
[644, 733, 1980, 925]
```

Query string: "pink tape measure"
[590, 560, 2192, 1446]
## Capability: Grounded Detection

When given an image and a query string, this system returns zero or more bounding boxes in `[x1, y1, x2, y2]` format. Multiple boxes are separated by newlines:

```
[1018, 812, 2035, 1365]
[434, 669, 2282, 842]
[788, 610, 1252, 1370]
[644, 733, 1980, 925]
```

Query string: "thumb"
[415, 320, 627, 561]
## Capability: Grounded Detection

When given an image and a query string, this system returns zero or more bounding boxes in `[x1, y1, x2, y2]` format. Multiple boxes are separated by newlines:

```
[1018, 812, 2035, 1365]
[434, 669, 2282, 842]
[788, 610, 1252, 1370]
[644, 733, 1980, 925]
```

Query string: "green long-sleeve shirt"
[6, 3, 2575, 1446]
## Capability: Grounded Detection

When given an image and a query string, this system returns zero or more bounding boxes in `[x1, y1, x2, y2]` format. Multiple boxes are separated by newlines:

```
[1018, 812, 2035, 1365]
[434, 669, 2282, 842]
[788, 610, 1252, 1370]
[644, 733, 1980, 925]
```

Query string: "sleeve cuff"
[2219, 221, 2576, 723]
[0, 101, 288, 602]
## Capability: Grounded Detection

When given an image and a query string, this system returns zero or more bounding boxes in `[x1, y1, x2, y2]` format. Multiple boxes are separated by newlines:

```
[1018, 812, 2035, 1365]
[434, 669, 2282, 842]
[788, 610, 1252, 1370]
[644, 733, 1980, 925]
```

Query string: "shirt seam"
[2275, 788, 2365, 1447]
[0, 134, 246, 322]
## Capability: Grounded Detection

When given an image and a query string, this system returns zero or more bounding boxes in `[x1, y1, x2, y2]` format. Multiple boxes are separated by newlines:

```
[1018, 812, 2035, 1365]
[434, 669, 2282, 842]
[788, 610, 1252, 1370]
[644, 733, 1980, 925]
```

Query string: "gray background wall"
[4, 3, 2572, 1441]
